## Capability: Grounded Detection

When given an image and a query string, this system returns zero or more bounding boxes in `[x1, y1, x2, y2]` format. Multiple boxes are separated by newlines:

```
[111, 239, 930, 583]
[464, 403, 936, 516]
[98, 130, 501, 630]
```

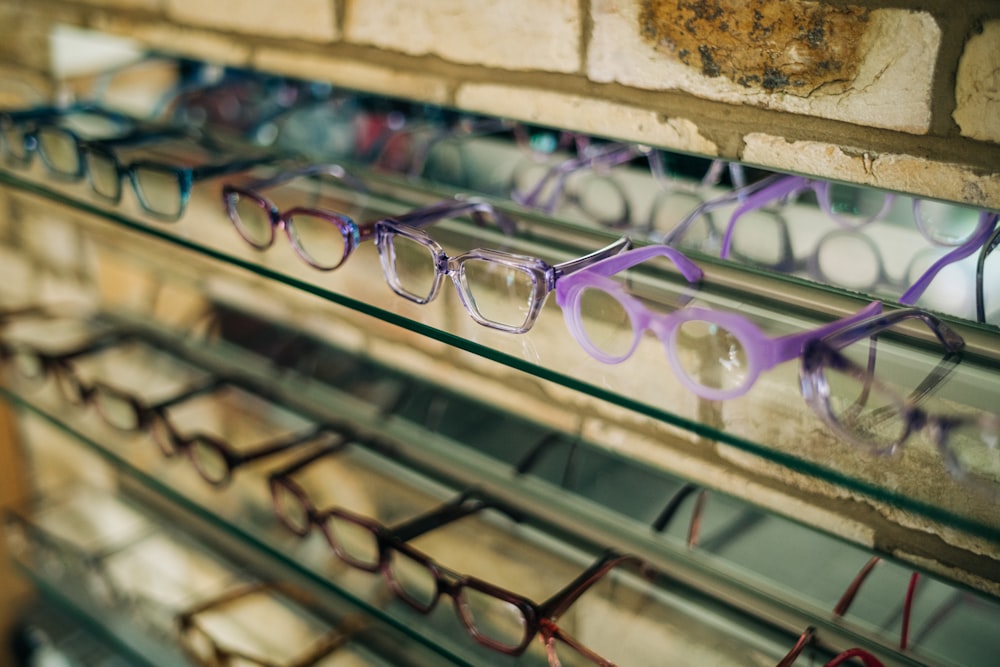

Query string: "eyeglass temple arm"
[777, 627, 886, 667]
[267, 431, 355, 481]
[819, 308, 965, 356]
[538, 550, 651, 622]
[560, 243, 704, 285]
[235, 162, 366, 194]
[390, 487, 522, 542]
[380, 197, 518, 236]
[720, 174, 808, 259]
[191, 153, 293, 180]
[766, 300, 884, 369]
[650, 483, 701, 533]
[552, 236, 635, 279]
[661, 172, 788, 245]
[834, 556, 921, 652]
[900, 212, 999, 306]
[147, 376, 228, 413]
[234, 424, 334, 464]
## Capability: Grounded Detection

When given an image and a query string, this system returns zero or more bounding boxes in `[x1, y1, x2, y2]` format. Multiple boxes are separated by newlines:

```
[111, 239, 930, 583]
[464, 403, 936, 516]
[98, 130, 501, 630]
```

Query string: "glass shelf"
[5, 314, 999, 666]
[1, 160, 997, 552]
[4, 479, 453, 667]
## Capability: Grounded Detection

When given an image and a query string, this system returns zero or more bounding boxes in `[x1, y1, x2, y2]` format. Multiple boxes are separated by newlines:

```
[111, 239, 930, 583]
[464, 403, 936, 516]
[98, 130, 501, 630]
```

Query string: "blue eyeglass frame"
[0, 104, 137, 180]
[80, 135, 288, 222]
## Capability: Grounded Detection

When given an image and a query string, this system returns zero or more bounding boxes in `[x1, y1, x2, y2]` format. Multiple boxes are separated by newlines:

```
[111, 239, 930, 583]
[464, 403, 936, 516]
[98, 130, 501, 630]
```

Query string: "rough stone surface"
[456, 83, 719, 156]
[344, 0, 581, 72]
[742, 133, 1000, 210]
[589, 1, 939, 133]
[254, 50, 450, 105]
[165, 0, 338, 42]
[953, 20, 1000, 144]
[639, 0, 871, 93]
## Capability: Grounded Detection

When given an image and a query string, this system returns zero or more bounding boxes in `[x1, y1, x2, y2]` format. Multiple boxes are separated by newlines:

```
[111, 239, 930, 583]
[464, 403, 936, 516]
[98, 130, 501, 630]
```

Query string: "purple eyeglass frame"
[374, 199, 631, 334]
[799, 307, 1000, 485]
[512, 141, 661, 229]
[221, 163, 372, 271]
[555, 244, 882, 400]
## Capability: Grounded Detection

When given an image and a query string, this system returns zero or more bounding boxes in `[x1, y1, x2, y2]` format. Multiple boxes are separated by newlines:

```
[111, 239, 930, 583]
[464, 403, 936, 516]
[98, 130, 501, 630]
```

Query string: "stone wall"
[0, 0, 997, 207]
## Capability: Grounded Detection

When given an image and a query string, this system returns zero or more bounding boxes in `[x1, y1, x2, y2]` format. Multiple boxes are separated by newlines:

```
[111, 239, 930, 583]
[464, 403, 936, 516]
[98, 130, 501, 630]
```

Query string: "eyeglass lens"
[382, 233, 439, 301]
[84, 150, 123, 200]
[456, 258, 537, 329]
[822, 332, 1000, 484]
[573, 288, 751, 394]
[131, 165, 183, 218]
[35, 126, 82, 177]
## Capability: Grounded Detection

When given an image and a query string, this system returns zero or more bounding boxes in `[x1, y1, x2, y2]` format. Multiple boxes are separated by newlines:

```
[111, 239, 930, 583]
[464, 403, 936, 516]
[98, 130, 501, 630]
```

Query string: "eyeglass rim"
[222, 185, 362, 270]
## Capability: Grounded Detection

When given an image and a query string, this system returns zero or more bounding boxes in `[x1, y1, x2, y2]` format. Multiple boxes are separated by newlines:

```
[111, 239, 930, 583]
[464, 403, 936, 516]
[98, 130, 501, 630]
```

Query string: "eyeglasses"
[153, 385, 329, 486]
[374, 199, 630, 333]
[0, 104, 135, 180]
[511, 141, 659, 229]
[177, 581, 368, 667]
[976, 223, 1000, 324]
[555, 244, 883, 400]
[79, 135, 286, 221]
[0, 331, 130, 400]
[221, 163, 373, 270]
[800, 307, 1000, 489]
[370, 114, 512, 186]
[272, 463, 663, 664]
[713, 206, 998, 310]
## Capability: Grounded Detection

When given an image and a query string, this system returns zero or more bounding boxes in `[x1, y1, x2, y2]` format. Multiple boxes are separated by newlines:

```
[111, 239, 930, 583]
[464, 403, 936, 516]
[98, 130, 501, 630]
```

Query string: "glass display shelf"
[4, 481, 446, 667]
[5, 311, 998, 666]
[0, 159, 997, 553]
[11, 598, 142, 667]
[13, 563, 174, 667]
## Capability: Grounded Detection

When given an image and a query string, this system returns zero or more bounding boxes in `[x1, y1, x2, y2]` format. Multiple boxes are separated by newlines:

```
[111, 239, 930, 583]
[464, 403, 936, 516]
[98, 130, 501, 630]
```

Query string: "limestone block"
[344, 0, 580, 72]
[456, 83, 719, 156]
[165, 0, 338, 42]
[253, 50, 450, 105]
[589, 1, 939, 134]
[954, 20, 1000, 144]
[742, 133, 1000, 210]
[58, 0, 160, 8]
[91, 15, 253, 66]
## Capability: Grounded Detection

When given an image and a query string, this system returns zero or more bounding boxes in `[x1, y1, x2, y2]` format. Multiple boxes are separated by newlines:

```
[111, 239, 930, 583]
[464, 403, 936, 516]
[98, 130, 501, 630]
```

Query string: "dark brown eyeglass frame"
[270, 474, 660, 661]
[159, 419, 330, 487]
[0, 332, 131, 403]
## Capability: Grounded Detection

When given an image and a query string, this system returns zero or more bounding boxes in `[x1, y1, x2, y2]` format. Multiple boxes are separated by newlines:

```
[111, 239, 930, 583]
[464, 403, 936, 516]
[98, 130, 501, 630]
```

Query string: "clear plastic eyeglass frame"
[799, 308, 1000, 491]
[374, 199, 631, 334]
[555, 244, 882, 400]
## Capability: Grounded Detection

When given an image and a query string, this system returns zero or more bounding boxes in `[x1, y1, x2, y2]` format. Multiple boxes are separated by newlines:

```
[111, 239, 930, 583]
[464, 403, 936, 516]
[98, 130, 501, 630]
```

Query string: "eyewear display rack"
[1, 22, 999, 667]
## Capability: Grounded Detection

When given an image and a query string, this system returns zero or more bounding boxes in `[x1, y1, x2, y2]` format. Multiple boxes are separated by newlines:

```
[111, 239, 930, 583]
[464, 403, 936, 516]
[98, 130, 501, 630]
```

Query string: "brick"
[254, 49, 450, 105]
[589, 1, 938, 134]
[456, 83, 719, 155]
[954, 20, 1000, 144]
[91, 16, 253, 67]
[742, 133, 1000, 210]
[165, 0, 338, 42]
[344, 0, 580, 72]
[57, 0, 160, 9]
